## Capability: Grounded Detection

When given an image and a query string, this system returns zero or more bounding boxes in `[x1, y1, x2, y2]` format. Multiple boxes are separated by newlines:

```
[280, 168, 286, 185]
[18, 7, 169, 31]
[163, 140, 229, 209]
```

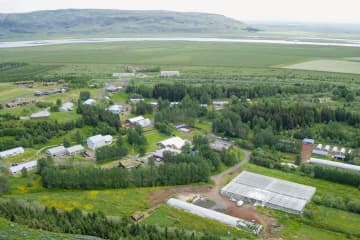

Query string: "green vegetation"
[0, 216, 100, 240]
[7, 188, 153, 216]
[284, 59, 360, 74]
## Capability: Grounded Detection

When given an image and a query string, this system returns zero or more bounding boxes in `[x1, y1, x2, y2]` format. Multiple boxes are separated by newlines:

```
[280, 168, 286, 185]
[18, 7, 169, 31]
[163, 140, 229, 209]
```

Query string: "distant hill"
[0, 9, 250, 40]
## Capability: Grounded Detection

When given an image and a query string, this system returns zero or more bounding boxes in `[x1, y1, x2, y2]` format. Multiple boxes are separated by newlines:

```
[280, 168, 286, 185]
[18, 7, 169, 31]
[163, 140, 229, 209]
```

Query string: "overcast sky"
[1, 0, 360, 24]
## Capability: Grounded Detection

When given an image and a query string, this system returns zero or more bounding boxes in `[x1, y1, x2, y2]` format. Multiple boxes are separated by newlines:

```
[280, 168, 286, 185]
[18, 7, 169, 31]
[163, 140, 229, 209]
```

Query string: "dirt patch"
[301, 144, 315, 163]
[226, 202, 278, 238]
[149, 185, 211, 206]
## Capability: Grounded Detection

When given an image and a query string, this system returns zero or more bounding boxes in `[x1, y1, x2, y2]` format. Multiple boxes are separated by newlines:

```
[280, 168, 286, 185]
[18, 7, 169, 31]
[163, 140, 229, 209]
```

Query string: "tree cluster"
[0, 199, 220, 240]
[300, 164, 360, 188]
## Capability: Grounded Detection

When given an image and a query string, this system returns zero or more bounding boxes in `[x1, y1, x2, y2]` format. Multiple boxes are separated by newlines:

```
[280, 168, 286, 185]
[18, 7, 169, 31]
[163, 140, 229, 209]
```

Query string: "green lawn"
[142, 204, 254, 239]
[1, 42, 360, 68]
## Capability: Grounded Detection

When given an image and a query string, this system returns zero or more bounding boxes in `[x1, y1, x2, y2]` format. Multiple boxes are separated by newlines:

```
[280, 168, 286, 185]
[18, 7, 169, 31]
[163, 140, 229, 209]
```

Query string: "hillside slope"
[0, 9, 249, 40]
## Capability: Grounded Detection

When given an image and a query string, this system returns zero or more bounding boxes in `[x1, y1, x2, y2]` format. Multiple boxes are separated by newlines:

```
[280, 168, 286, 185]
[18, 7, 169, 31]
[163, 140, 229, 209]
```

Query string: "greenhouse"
[221, 171, 316, 214]
[167, 198, 262, 234]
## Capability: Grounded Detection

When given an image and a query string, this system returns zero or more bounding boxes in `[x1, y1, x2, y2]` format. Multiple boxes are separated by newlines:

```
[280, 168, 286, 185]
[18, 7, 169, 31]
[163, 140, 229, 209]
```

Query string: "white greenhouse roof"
[31, 110, 50, 118]
[46, 146, 66, 155]
[167, 198, 253, 228]
[158, 137, 189, 150]
[83, 99, 96, 105]
[0, 147, 24, 158]
[221, 171, 316, 214]
[309, 158, 360, 172]
[127, 116, 145, 124]
[9, 160, 37, 174]
[66, 145, 84, 154]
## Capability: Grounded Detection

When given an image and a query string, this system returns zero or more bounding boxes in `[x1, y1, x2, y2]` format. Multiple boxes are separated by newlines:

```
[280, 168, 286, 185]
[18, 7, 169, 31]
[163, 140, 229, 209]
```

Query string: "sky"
[0, 0, 360, 24]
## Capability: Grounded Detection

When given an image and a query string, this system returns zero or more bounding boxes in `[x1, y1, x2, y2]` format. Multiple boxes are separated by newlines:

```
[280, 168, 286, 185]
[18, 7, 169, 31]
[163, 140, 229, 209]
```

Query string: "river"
[1, 37, 360, 48]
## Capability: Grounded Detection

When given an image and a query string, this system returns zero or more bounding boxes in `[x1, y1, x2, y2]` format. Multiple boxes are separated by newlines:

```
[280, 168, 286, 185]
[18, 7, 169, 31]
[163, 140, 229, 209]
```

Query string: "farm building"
[136, 118, 152, 128]
[170, 102, 179, 107]
[213, 101, 229, 107]
[46, 146, 67, 157]
[312, 144, 328, 156]
[129, 98, 144, 103]
[87, 135, 113, 150]
[126, 116, 145, 125]
[83, 99, 96, 105]
[210, 138, 233, 151]
[106, 86, 123, 93]
[308, 158, 360, 172]
[119, 159, 141, 169]
[60, 102, 74, 112]
[158, 137, 189, 150]
[178, 127, 191, 134]
[302, 138, 314, 145]
[167, 198, 262, 234]
[9, 160, 37, 174]
[0, 147, 24, 159]
[107, 105, 123, 114]
[6, 98, 36, 108]
[66, 145, 85, 156]
[221, 171, 316, 215]
[112, 73, 135, 78]
[153, 148, 181, 161]
[31, 110, 50, 118]
[160, 71, 180, 77]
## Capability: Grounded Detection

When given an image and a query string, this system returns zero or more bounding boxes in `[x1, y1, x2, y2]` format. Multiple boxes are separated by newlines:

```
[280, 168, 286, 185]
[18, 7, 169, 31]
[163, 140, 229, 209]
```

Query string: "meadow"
[284, 59, 360, 74]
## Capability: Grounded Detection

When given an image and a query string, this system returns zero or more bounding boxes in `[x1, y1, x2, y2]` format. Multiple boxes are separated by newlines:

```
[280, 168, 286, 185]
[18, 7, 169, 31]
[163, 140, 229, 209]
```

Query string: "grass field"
[7, 187, 157, 217]
[142, 204, 254, 239]
[1, 42, 360, 68]
[0, 216, 100, 240]
[284, 59, 360, 74]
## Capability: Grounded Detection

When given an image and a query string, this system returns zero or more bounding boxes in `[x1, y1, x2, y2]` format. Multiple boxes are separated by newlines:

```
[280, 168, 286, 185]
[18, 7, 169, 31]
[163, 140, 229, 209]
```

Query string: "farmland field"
[284, 59, 360, 74]
[6, 187, 156, 217]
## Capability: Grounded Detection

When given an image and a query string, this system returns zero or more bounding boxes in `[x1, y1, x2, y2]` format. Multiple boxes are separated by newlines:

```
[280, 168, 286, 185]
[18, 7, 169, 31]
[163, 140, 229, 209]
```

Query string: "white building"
[87, 135, 113, 150]
[60, 102, 74, 112]
[126, 116, 145, 125]
[153, 148, 181, 161]
[136, 118, 152, 128]
[46, 146, 67, 157]
[129, 98, 145, 103]
[9, 160, 37, 174]
[107, 105, 123, 114]
[158, 137, 189, 150]
[167, 198, 262, 234]
[221, 171, 316, 215]
[112, 73, 135, 78]
[302, 138, 314, 145]
[308, 158, 360, 172]
[213, 101, 229, 107]
[83, 99, 96, 105]
[66, 145, 85, 155]
[160, 71, 180, 77]
[0, 147, 24, 159]
[31, 110, 50, 118]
